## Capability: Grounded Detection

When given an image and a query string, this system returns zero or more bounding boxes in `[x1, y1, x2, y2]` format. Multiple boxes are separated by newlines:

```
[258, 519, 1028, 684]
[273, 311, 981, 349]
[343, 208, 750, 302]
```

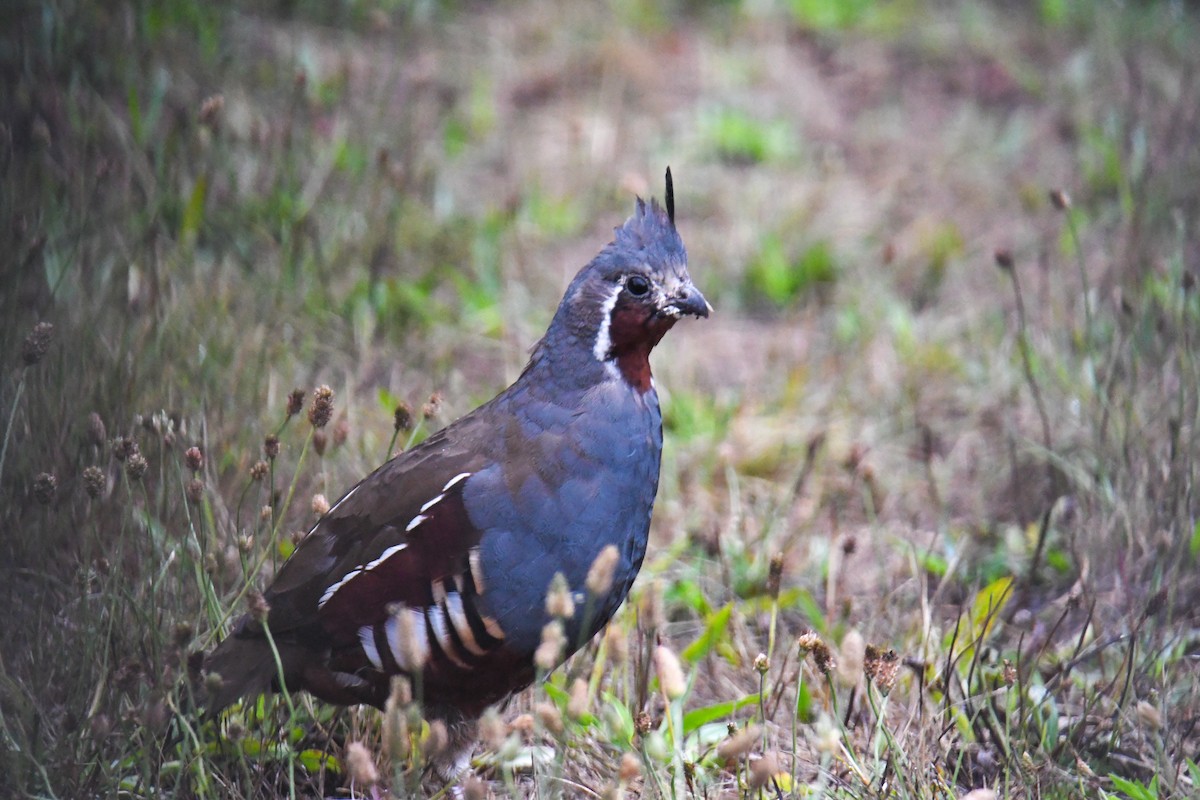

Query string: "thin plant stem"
[0, 372, 27, 486]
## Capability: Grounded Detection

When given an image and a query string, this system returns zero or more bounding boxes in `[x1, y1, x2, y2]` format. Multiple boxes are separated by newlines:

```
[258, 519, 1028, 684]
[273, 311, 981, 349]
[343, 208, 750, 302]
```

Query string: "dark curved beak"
[663, 282, 711, 319]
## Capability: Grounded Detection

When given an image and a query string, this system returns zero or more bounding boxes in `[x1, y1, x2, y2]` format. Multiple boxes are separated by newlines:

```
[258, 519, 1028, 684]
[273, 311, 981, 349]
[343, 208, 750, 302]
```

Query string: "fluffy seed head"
[308, 385, 334, 428]
[20, 321, 54, 365]
[250, 460, 269, 481]
[749, 752, 780, 789]
[184, 446, 203, 472]
[586, 544, 620, 596]
[478, 708, 507, 749]
[605, 623, 628, 665]
[536, 701, 564, 735]
[545, 573, 575, 619]
[654, 644, 687, 700]
[311, 493, 330, 516]
[567, 678, 589, 720]
[619, 752, 641, 782]
[837, 630, 865, 688]
[344, 741, 379, 786]
[716, 724, 761, 761]
[753, 652, 770, 675]
[534, 620, 566, 671]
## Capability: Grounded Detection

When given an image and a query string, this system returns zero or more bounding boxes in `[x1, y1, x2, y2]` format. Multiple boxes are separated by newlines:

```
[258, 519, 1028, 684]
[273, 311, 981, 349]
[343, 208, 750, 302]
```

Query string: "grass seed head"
[749, 752, 780, 789]
[83, 466, 105, 499]
[767, 552, 784, 599]
[393, 401, 413, 432]
[809, 638, 835, 676]
[184, 446, 203, 472]
[994, 248, 1014, 271]
[545, 572, 575, 618]
[463, 778, 489, 800]
[312, 493, 330, 516]
[716, 723, 761, 761]
[125, 453, 148, 481]
[112, 436, 138, 462]
[263, 434, 280, 460]
[286, 388, 305, 418]
[567, 678, 589, 719]
[87, 412, 106, 448]
[248, 590, 270, 621]
[344, 741, 379, 786]
[619, 752, 642, 782]
[33, 472, 57, 505]
[20, 321, 54, 365]
[308, 385, 334, 428]
[478, 708, 507, 749]
[605, 622, 628, 665]
[654, 644, 687, 700]
[199, 94, 224, 127]
[534, 620, 566, 670]
[753, 652, 770, 675]
[536, 701, 564, 735]
[422, 391, 443, 420]
[864, 644, 900, 694]
[586, 544, 620, 595]
[185, 478, 204, 504]
[837, 630, 865, 688]
[250, 460, 268, 481]
[313, 428, 328, 456]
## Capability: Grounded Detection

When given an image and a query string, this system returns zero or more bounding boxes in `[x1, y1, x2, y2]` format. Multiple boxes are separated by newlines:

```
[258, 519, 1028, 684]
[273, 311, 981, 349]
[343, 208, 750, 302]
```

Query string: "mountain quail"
[205, 168, 709, 779]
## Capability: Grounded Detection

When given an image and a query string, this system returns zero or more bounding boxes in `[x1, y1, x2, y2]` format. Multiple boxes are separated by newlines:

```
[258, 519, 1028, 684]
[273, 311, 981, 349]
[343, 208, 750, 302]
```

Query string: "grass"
[2, 0, 1199, 797]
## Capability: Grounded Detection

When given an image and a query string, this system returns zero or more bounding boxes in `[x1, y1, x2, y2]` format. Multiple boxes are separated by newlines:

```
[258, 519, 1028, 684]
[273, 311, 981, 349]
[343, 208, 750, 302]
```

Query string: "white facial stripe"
[419, 493, 444, 514]
[592, 280, 625, 362]
[405, 514, 428, 532]
[443, 592, 487, 655]
[359, 626, 383, 669]
[443, 472, 471, 492]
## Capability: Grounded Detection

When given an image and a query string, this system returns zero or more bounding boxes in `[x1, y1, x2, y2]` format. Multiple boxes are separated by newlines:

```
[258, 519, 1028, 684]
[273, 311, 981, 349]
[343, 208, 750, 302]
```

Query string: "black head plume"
[665, 166, 675, 227]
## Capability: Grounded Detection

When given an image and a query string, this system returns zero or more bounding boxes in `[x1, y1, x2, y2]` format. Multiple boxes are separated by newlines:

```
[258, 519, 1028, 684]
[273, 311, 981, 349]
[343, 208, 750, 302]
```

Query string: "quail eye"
[626, 275, 650, 296]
